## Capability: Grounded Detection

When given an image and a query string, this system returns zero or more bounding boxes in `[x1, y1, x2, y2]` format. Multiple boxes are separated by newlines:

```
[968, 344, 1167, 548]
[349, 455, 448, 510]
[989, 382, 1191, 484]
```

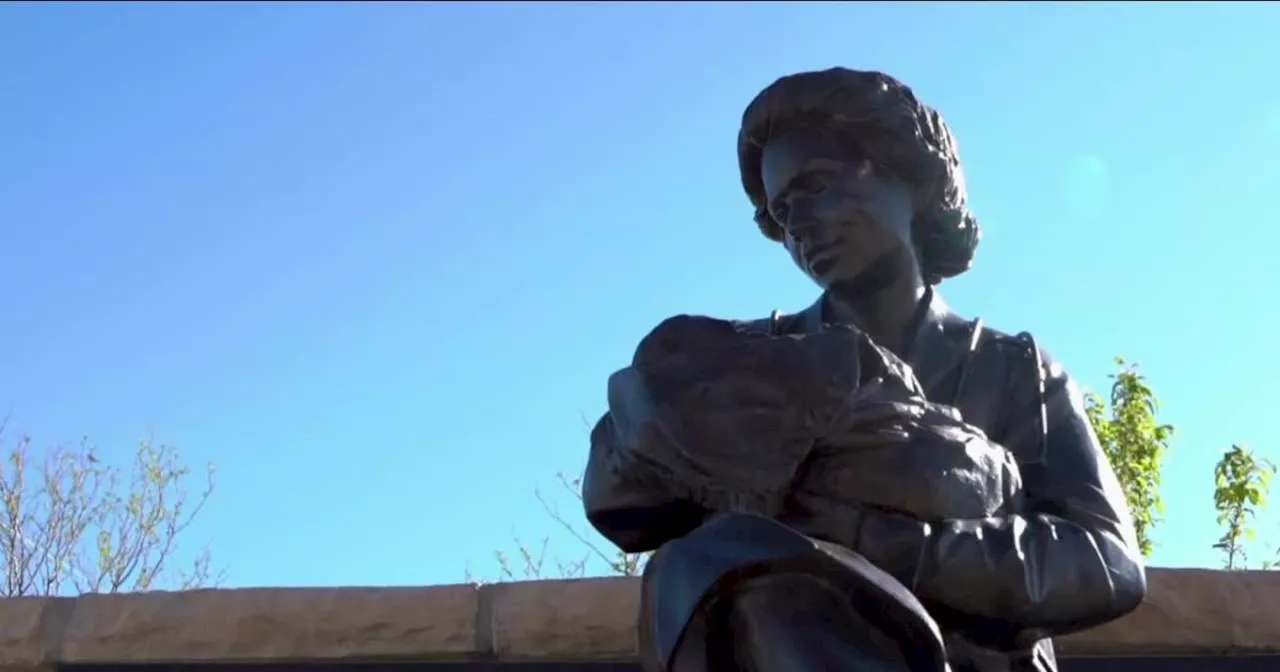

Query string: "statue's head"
[738, 68, 980, 289]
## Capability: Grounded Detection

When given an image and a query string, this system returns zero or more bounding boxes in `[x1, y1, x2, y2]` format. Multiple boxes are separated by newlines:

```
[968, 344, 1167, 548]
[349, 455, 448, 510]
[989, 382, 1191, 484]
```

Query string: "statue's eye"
[770, 200, 791, 222]
[794, 172, 833, 197]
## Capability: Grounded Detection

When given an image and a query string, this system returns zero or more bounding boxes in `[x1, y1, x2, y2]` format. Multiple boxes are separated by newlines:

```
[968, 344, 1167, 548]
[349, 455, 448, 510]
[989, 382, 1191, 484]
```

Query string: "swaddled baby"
[605, 314, 1023, 535]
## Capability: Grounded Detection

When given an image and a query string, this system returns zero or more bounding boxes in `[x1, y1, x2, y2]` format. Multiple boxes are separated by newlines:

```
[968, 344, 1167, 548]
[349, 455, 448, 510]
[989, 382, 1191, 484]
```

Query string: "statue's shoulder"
[932, 302, 1054, 373]
[953, 314, 1077, 433]
[970, 321, 1069, 383]
[974, 322, 1037, 359]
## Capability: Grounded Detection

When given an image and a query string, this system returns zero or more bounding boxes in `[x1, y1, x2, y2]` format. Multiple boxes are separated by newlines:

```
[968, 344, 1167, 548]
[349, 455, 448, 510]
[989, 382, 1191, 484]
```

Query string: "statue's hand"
[745, 325, 1025, 522]
[804, 396, 1025, 522]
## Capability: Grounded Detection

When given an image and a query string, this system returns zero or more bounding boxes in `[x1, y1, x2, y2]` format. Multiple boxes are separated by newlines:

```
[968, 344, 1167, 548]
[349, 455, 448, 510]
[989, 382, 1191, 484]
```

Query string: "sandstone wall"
[1, 568, 1278, 670]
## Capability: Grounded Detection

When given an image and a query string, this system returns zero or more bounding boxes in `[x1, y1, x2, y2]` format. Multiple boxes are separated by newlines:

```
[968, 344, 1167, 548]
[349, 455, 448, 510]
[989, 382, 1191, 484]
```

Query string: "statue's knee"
[642, 513, 819, 624]
[726, 572, 844, 619]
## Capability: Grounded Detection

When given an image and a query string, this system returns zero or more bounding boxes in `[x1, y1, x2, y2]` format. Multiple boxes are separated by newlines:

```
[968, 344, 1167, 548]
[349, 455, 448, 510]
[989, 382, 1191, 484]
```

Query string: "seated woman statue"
[582, 68, 1147, 672]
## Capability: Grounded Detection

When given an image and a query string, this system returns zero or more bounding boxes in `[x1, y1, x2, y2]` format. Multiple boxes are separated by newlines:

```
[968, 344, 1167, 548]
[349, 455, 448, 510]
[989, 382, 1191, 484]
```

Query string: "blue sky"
[3, 2, 1278, 588]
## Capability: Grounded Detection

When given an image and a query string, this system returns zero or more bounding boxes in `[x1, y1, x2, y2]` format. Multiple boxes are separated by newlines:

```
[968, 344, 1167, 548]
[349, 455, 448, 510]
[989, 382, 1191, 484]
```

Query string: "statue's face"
[760, 127, 918, 291]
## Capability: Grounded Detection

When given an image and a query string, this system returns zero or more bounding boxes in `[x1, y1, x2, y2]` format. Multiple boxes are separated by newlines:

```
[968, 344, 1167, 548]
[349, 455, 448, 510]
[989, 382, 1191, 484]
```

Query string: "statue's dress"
[584, 289, 1146, 672]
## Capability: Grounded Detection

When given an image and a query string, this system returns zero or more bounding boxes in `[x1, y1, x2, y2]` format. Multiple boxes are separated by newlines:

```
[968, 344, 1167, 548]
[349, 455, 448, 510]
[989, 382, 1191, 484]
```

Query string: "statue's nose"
[785, 214, 824, 240]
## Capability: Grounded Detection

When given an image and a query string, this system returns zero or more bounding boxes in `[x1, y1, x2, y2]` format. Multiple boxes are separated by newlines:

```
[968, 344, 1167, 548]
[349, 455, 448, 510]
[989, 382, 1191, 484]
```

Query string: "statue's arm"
[581, 314, 860, 553]
[855, 347, 1147, 642]
[581, 393, 710, 554]
[580, 315, 754, 554]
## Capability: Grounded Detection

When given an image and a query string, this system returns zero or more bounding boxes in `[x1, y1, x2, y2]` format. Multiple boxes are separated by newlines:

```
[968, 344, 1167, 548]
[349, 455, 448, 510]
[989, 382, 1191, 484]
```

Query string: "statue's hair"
[737, 68, 980, 285]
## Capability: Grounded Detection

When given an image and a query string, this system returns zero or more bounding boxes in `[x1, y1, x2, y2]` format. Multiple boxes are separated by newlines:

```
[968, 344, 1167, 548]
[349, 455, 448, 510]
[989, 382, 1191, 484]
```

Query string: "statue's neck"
[821, 272, 930, 358]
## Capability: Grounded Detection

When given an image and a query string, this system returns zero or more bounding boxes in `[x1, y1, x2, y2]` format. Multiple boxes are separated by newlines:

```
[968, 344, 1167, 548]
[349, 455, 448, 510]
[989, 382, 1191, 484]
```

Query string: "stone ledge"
[0, 569, 1276, 669]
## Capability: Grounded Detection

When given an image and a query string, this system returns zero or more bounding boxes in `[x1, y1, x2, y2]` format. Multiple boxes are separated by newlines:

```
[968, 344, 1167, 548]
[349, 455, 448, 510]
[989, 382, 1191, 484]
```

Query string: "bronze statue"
[582, 68, 1146, 672]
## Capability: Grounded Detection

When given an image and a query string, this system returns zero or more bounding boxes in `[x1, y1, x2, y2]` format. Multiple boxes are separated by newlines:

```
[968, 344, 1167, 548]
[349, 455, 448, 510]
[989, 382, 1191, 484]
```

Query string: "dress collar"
[790, 285, 970, 391]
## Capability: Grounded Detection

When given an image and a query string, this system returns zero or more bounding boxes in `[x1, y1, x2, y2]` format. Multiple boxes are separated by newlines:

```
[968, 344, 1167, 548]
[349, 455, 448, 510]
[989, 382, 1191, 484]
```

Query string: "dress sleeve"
[852, 343, 1147, 644]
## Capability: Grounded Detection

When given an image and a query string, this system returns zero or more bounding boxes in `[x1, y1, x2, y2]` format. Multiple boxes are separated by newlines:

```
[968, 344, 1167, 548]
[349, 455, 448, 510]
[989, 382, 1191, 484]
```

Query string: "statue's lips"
[796, 215, 886, 267]
[798, 237, 839, 269]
